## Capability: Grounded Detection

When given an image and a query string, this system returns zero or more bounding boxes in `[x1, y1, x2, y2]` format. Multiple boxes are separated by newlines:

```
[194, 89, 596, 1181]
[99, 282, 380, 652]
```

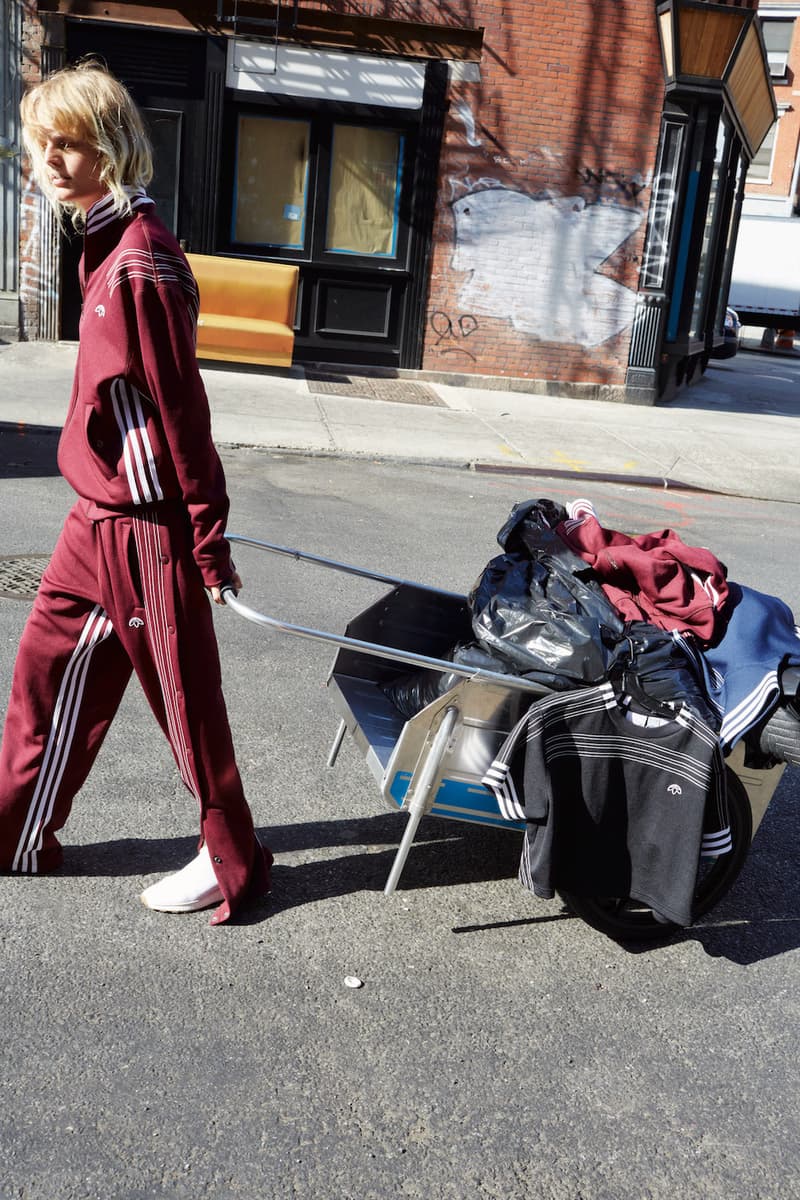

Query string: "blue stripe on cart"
[388, 772, 525, 831]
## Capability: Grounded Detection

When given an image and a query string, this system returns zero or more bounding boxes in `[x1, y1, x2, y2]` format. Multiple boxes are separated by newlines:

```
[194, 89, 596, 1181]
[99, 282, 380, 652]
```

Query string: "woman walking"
[0, 60, 271, 923]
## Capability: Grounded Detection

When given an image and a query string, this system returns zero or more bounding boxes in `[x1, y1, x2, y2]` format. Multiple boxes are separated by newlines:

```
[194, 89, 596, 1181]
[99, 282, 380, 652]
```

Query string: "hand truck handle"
[218, 545, 546, 696]
[226, 533, 462, 597]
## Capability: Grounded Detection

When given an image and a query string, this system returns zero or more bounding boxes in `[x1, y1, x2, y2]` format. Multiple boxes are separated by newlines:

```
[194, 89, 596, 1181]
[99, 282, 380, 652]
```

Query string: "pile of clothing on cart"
[383, 498, 800, 926]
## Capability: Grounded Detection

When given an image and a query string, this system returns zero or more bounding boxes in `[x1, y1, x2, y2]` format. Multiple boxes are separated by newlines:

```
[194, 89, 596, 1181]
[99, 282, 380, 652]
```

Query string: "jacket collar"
[82, 188, 155, 277]
[85, 187, 154, 236]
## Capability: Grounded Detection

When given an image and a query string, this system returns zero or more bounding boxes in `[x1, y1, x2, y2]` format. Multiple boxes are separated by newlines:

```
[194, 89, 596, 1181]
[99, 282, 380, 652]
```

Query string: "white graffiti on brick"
[20, 177, 40, 281]
[451, 188, 644, 348]
[20, 177, 45, 301]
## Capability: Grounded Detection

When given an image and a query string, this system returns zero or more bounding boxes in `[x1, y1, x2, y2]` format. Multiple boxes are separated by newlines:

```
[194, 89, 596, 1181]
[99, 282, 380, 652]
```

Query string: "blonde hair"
[20, 58, 153, 229]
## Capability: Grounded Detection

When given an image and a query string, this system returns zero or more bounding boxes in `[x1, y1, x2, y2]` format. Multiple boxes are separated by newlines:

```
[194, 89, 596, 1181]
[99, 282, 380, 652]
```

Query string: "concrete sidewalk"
[0, 339, 797, 503]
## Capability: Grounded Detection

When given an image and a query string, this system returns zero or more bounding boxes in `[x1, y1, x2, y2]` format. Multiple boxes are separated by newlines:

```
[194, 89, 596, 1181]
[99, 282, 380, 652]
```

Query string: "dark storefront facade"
[16, 1, 775, 403]
[61, 15, 454, 369]
[628, 0, 776, 399]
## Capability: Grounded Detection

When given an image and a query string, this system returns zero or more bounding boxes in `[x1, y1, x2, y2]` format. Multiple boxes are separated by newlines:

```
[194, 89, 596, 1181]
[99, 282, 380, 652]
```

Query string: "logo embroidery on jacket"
[128, 616, 145, 628]
[667, 783, 683, 795]
[94, 304, 106, 318]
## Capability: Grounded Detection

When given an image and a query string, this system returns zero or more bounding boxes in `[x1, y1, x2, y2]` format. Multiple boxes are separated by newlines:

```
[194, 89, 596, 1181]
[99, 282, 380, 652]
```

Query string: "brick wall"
[419, 0, 664, 385]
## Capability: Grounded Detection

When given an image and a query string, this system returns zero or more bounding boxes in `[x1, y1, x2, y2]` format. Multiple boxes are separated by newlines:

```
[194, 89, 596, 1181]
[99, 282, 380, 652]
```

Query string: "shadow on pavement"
[199, 358, 302, 381]
[57, 810, 519, 886]
[662, 357, 800, 417]
[0, 421, 61, 479]
[50, 796, 800, 961]
[688, 914, 800, 964]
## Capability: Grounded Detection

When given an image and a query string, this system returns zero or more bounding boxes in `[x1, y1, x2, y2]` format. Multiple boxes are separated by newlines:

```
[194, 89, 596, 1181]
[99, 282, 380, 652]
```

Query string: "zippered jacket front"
[58, 190, 233, 589]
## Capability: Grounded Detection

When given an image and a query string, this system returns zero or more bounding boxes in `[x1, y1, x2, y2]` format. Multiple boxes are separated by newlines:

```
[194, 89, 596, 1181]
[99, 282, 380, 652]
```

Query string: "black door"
[61, 21, 224, 338]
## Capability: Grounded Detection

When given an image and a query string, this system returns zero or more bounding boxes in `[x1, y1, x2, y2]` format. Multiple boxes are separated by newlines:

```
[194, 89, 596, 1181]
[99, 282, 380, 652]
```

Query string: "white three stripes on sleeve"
[482, 707, 530, 821]
[110, 377, 164, 506]
[719, 670, 780, 750]
[105, 249, 200, 325]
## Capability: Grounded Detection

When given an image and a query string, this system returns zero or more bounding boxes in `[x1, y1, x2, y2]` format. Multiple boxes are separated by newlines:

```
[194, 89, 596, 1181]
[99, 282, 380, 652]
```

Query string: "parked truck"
[728, 214, 800, 330]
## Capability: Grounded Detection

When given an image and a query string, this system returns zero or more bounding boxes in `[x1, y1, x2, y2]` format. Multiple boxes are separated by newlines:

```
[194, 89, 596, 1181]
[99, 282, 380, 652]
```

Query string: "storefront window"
[325, 125, 404, 257]
[716, 149, 746, 334]
[689, 116, 729, 339]
[641, 121, 685, 290]
[232, 115, 310, 248]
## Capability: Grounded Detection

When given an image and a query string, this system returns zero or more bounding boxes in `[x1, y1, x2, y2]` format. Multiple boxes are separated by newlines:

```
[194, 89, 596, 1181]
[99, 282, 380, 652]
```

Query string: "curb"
[216, 441, 800, 505]
[470, 462, 708, 493]
[214, 440, 746, 499]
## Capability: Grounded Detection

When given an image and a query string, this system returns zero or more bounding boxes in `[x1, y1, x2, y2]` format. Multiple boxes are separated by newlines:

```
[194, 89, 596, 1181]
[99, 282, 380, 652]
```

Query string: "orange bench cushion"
[186, 253, 299, 368]
[195, 314, 295, 367]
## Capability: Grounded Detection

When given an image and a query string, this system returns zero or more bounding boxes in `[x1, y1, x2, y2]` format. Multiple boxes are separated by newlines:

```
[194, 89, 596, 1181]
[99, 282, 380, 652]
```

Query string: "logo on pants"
[128, 616, 145, 628]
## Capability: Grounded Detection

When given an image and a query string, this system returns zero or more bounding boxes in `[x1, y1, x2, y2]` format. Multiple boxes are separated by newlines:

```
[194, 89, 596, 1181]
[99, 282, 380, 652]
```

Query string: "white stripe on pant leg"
[132, 514, 200, 799]
[135, 514, 197, 795]
[139, 513, 197, 794]
[26, 614, 116, 869]
[132, 514, 190, 777]
[13, 607, 115, 874]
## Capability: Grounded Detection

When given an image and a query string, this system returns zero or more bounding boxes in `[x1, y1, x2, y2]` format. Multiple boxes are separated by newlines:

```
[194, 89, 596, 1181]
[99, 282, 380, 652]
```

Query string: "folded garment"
[556, 498, 729, 646]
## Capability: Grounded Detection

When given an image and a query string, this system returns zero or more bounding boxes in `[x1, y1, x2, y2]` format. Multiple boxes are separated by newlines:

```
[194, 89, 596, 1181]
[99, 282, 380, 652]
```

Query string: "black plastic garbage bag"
[382, 499, 722, 724]
[615, 621, 722, 731]
[468, 499, 626, 686]
[382, 642, 515, 721]
[495, 497, 570, 552]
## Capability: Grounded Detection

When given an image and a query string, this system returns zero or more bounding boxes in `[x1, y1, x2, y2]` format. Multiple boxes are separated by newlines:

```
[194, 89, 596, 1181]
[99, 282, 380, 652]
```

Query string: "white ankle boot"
[140, 843, 223, 913]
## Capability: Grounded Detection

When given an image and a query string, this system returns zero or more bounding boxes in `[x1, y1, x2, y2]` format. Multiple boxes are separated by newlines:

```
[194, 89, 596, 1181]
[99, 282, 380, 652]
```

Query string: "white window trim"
[226, 42, 426, 110]
[747, 105, 790, 186]
[758, 5, 800, 18]
[768, 49, 790, 78]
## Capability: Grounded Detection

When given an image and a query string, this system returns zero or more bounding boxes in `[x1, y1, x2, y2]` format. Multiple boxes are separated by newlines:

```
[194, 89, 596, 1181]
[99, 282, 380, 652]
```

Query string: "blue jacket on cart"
[691, 582, 800, 752]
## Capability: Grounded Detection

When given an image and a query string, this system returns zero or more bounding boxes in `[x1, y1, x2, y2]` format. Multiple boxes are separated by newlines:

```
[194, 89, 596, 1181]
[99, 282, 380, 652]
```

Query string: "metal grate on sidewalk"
[0, 555, 50, 600]
[305, 371, 444, 407]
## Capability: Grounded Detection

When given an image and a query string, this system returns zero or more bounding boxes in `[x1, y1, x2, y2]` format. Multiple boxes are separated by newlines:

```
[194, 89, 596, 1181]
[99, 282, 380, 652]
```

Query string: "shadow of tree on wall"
[304, 0, 482, 28]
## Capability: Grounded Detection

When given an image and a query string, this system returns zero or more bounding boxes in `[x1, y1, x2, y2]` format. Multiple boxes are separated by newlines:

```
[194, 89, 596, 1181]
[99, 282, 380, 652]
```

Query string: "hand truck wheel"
[557, 766, 753, 943]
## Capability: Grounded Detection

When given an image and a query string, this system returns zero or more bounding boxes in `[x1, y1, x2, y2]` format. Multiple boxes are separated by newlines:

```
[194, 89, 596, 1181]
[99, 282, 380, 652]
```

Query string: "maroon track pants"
[0, 501, 271, 924]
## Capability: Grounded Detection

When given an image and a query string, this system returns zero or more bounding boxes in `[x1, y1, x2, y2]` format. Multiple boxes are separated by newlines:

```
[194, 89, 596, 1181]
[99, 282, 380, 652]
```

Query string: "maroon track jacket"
[58, 189, 234, 590]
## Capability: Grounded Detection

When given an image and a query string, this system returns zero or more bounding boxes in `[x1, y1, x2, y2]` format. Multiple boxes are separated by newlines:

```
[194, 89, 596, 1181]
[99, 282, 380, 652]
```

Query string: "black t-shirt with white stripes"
[483, 682, 731, 926]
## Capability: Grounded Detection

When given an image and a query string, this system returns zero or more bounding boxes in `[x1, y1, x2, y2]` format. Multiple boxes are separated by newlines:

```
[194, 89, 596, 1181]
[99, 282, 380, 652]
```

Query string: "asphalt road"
[1, 433, 799, 1200]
